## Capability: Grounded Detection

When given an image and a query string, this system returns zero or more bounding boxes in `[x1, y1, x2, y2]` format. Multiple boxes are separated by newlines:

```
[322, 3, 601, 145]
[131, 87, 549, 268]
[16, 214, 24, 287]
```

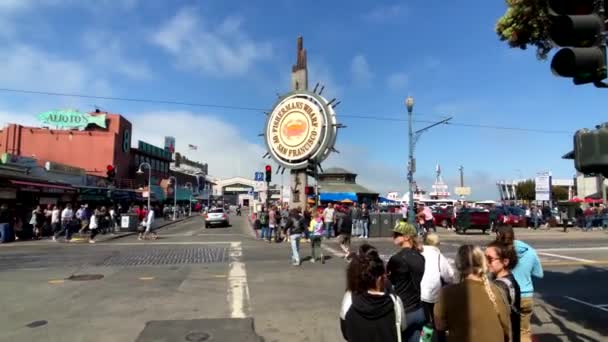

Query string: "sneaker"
[52, 236, 56, 241]
[310, 258, 316, 263]
[88, 240, 96, 244]
[321, 255, 325, 264]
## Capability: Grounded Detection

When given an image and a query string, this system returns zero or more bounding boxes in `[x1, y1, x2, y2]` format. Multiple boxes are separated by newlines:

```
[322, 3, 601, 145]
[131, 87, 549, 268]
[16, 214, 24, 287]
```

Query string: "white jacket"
[420, 246, 456, 303]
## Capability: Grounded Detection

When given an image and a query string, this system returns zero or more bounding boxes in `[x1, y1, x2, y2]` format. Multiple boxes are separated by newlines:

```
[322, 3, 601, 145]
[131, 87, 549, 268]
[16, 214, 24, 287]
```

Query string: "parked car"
[204, 208, 230, 228]
[433, 208, 455, 228]
[496, 207, 527, 227]
[455, 208, 490, 234]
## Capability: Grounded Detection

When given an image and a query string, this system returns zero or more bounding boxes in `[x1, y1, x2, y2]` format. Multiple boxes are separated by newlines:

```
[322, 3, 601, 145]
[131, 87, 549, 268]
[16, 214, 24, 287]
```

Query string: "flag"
[188, 144, 198, 150]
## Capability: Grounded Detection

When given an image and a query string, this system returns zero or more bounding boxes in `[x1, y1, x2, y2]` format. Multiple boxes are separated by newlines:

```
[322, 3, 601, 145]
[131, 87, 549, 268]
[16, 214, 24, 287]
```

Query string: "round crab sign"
[265, 91, 337, 169]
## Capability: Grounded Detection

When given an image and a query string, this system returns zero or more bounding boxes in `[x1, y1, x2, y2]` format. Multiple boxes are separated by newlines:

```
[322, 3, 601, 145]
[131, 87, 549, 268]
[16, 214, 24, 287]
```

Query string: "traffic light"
[106, 165, 116, 183]
[304, 186, 315, 195]
[265, 165, 272, 183]
[574, 123, 608, 176]
[549, 0, 607, 85]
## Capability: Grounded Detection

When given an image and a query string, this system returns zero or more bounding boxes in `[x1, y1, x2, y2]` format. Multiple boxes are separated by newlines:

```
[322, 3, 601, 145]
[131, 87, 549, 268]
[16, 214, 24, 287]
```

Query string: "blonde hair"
[424, 233, 440, 247]
[456, 245, 498, 310]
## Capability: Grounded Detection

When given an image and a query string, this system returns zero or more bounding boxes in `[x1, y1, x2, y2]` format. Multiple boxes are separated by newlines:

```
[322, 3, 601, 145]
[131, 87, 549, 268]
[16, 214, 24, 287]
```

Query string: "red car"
[495, 207, 526, 227]
[455, 208, 491, 234]
[432, 208, 455, 228]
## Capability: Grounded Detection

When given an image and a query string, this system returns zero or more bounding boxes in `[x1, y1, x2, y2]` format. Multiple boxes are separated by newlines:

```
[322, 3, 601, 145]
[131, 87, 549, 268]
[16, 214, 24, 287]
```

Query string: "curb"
[103, 215, 198, 241]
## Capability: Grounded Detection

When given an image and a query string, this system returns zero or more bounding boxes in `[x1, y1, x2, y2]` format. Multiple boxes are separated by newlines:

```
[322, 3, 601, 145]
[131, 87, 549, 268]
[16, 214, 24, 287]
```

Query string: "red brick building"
[0, 111, 132, 180]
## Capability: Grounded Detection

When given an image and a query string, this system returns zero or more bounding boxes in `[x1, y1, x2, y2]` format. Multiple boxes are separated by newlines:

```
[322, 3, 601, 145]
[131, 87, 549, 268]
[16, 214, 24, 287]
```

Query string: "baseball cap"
[393, 222, 417, 237]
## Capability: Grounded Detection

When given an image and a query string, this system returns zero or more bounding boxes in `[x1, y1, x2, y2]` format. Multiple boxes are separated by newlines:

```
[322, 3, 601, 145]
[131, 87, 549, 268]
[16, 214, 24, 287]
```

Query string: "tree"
[551, 186, 569, 201]
[496, 0, 553, 59]
[516, 180, 536, 201]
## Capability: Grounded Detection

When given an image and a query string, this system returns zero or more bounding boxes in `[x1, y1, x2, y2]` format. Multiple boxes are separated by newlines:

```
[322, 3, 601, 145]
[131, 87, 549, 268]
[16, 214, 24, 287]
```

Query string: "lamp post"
[185, 182, 193, 217]
[136, 163, 152, 212]
[168, 176, 178, 220]
[406, 96, 416, 225]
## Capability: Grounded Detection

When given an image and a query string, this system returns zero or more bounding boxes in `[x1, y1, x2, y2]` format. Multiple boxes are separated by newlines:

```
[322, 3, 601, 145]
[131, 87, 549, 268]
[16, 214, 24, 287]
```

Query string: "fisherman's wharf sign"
[265, 91, 337, 169]
[37, 110, 107, 130]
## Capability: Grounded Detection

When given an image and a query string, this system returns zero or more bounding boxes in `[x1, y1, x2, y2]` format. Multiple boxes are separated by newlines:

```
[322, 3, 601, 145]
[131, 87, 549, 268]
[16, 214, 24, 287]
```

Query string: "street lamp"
[168, 176, 178, 220]
[185, 182, 193, 217]
[137, 163, 152, 212]
[406, 96, 416, 225]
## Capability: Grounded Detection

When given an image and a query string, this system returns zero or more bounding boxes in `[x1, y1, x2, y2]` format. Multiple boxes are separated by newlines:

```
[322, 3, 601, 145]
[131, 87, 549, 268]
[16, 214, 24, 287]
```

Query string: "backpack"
[496, 277, 519, 314]
[389, 294, 403, 342]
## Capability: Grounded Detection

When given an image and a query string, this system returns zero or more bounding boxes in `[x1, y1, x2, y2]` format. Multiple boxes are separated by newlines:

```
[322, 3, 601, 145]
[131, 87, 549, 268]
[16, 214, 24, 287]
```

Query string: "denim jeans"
[324, 222, 333, 238]
[352, 219, 361, 236]
[403, 306, 427, 342]
[361, 219, 369, 238]
[260, 225, 269, 240]
[290, 234, 301, 265]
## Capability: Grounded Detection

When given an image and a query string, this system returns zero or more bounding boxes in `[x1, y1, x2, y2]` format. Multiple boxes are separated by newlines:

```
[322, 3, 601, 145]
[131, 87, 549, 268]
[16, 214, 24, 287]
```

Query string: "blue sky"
[0, 0, 602, 199]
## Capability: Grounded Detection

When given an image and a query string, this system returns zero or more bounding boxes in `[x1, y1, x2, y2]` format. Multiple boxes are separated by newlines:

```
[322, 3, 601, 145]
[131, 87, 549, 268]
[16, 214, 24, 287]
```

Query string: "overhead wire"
[0, 87, 571, 135]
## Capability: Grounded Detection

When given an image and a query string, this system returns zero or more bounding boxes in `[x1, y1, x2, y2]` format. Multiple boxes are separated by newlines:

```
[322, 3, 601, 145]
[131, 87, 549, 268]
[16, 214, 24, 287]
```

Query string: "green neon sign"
[37, 110, 107, 130]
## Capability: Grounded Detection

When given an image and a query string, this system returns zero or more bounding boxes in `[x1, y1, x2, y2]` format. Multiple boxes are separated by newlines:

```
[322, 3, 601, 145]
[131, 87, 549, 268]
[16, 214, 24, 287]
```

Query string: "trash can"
[120, 214, 139, 232]
[0, 223, 15, 243]
[379, 212, 394, 237]
[369, 213, 381, 237]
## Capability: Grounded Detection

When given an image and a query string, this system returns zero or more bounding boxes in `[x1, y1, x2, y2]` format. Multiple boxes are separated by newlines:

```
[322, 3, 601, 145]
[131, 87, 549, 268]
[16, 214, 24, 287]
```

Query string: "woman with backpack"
[340, 247, 406, 342]
[486, 240, 521, 342]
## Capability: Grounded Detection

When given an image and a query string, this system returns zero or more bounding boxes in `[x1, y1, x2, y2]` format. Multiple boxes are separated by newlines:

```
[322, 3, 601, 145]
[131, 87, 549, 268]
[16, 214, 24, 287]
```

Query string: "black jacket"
[340, 291, 405, 342]
[286, 214, 305, 235]
[387, 248, 425, 312]
[337, 212, 352, 235]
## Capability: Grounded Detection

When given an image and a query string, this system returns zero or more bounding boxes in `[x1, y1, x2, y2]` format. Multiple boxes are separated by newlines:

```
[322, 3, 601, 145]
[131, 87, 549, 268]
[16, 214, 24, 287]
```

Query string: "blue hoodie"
[512, 240, 543, 298]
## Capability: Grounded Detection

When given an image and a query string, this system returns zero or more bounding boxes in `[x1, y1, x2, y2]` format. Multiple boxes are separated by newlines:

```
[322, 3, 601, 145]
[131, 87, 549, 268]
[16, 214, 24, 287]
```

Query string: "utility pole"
[406, 96, 415, 225]
[459, 166, 464, 187]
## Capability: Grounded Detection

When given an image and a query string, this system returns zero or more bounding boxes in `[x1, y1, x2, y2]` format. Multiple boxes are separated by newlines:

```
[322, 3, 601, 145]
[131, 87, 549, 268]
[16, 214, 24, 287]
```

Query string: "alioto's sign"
[37, 110, 107, 130]
[265, 91, 337, 169]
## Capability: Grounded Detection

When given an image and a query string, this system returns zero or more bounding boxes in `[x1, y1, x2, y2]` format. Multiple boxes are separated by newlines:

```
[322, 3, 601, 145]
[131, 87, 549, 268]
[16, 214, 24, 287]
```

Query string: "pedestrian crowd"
[340, 223, 543, 342]
[253, 202, 372, 266]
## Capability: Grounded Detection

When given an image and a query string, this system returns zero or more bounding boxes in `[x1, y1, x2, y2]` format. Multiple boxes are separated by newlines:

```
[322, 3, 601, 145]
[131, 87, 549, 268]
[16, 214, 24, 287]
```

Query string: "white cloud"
[350, 54, 373, 86]
[82, 31, 153, 80]
[387, 72, 409, 90]
[364, 4, 406, 22]
[130, 111, 266, 178]
[0, 44, 111, 95]
[152, 8, 272, 76]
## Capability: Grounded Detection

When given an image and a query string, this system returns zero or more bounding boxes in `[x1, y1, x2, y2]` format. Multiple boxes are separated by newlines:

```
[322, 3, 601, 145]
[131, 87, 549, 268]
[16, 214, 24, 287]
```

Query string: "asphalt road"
[0, 213, 607, 342]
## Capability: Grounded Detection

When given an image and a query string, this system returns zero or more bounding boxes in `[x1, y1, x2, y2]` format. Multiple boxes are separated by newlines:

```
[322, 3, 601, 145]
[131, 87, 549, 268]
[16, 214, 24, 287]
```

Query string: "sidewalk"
[1, 215, 199, 245]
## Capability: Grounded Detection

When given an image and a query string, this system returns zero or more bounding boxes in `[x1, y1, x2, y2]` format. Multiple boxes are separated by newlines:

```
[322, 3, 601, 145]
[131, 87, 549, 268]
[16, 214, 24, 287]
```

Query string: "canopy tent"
[378, 197, 400, 204]
[340, 199, 354, 204]
[319, 192, 357, 202]
[569, 197, 584, 203]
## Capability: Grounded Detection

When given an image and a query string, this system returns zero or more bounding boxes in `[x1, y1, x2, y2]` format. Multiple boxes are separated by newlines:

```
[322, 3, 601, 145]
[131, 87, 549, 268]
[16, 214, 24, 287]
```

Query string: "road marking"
[113, 241, 234, 246]
[139, 277, 155, 281]
[228, 241, 251, 318]
[538, 247, 608, 252]
[322, 245, 345, 257]
[538, 252, 596, 263]
[533, 306, 553, 324]
[564, 296, 608, 313]
[48, 279, 64, 284]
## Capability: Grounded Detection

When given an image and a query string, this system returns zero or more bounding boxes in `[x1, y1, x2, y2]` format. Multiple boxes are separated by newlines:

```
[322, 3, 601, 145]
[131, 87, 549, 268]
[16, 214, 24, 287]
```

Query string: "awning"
[319, 192, 357, 202]
[378, 197, 399, 204]
[11, 180, 74, 190]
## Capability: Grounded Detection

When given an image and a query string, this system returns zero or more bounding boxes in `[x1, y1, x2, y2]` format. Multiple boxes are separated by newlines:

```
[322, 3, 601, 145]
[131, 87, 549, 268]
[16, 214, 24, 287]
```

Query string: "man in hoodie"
[496, 226, 543, 342]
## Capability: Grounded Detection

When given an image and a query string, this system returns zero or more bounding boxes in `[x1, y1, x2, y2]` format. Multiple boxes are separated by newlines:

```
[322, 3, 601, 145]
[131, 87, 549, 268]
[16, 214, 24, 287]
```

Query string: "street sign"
[254, 172, 264, 182]
[535, 172, 552, 201]
[454, 187, 471, 196]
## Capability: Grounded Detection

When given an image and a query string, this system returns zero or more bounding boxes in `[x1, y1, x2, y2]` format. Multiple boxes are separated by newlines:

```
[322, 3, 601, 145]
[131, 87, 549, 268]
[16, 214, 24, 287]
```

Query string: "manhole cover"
[67, 274, 104, 281]
[185, 332, 210, 341]
[26, 320, 47, 328]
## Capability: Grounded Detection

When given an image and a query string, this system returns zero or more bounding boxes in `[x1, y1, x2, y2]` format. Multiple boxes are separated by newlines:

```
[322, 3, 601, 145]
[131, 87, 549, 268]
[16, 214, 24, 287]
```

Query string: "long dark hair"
[496, 225, 515, 245]
[346, 249, 385, 294]
[487, 240, 518, 270]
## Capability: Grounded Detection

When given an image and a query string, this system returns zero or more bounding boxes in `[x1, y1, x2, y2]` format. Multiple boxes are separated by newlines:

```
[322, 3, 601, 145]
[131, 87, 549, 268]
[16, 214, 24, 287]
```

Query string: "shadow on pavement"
[534, 265, 608, 342]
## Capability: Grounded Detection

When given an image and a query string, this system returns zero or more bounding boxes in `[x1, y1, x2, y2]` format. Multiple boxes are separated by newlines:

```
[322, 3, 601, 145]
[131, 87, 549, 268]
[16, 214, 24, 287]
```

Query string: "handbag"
[389, 294, 403, 342]
[438, 253, 446, 287]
